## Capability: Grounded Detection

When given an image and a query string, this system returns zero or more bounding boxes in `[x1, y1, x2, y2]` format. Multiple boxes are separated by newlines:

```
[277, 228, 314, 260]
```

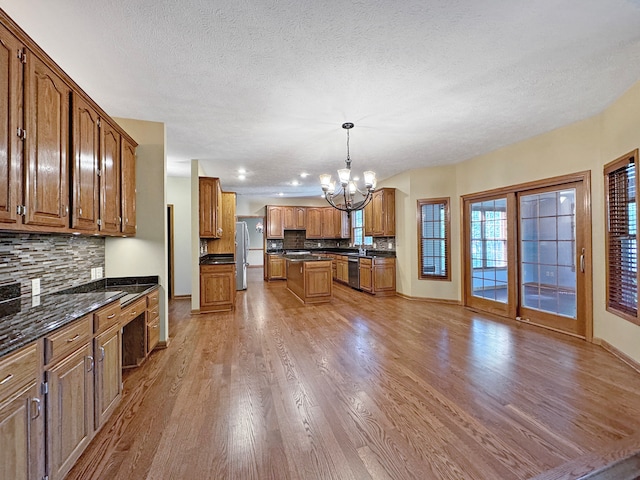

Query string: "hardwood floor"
[67, 269, 640, 479]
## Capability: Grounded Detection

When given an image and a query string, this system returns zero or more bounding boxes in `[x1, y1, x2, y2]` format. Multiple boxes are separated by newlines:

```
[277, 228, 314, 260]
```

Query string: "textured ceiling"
[4, 1, 640, 197]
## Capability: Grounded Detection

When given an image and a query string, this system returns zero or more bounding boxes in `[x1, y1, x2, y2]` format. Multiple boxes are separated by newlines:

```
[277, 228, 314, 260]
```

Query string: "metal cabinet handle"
[31, 397, 41, 420]
[580, 248, 586, 273]
[66, 334, 80, 343]
[87, 355, 94, 372]
[107, 313, 116, 319]
[0, 373, 13, 385]
[100, 346, 105, 361]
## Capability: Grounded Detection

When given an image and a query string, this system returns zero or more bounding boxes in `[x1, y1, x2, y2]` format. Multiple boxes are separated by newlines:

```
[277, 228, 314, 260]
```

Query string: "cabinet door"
[0, 24, 22, 225]
[364, 200, 373, 237]
[293, 206, 306, 229]
[71, 94, 99, 231]
[373, 259, 396, 294]
[46, 343, 94, 480]
[207, 192, 236, 254]
[269, 256, 286, 279]
[372, 190, 384, 237]
[0, 383, 41, 480]
[200, 265, 235, 312]
[94, 324, 122, 430]
[24, 51, 70, 228]
[306, 207, 322, 238]
[121, 138, 136, 235]
[99, 120, 121, 234]
[321, 207, 337, 238]
[266, 205, 284, 239]
[199, 177, 221, 238]
[359, 260, 373, 292]
[282, 206, 295, 230]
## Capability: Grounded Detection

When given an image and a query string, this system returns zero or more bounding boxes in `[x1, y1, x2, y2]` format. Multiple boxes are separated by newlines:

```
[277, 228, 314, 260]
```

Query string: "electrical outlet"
[96, 267, 103, 279]
[271, 242, 276, 248]
[91, 268, 96, 280]
[373, 243, 377, 249]
[31, 278, 40, 296]
[317, 242, 321, 247]
[388, 242, 393, 249]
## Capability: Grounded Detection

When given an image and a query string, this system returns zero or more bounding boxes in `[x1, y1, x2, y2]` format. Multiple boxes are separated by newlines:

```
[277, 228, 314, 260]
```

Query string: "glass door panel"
[518, 183, 586, 336]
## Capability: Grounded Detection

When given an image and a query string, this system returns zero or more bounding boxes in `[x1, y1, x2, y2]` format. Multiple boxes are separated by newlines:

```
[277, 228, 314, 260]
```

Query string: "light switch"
[31, 278, 40, 296]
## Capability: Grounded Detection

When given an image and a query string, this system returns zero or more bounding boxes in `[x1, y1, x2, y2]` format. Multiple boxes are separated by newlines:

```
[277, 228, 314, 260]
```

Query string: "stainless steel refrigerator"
[235, 221, 249, 290]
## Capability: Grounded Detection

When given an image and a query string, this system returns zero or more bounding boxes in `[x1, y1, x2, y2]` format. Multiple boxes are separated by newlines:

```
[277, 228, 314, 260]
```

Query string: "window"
[605, 150, 639, 324]
[352, 209, 373, 246]
[418, 198, 450, 280]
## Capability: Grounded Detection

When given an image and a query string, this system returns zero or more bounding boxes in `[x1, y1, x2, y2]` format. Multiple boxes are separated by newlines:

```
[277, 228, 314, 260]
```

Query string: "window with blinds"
[605, 150, 639, 323]
[418, 198, 450, 280]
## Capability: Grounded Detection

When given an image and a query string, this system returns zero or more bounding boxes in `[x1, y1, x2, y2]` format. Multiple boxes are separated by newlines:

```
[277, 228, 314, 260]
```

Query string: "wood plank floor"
[67, 269, 640, 480]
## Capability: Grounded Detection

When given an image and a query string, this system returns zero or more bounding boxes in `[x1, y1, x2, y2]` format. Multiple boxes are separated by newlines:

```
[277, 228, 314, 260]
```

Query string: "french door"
[463, 174, 591, 338]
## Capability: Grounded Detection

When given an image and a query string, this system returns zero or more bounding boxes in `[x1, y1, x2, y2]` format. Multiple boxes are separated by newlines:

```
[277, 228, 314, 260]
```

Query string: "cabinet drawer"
[93, 301, 121, 334]
[147, 317, 160, 353]
[0, 343, 38, 403]
[359, 258, 372, 267]
[146, 289, 159, 308]
[147, 305, 159, 324]
[121, 298, 146, 326]
[44, 316, 91, 365]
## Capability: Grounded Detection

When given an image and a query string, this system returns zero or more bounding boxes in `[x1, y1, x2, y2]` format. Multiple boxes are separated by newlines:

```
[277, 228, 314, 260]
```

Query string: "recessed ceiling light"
[278, 192, 284, 196]
[300, 172, 309, 178]
[238, 168, 246, 174]
[353, 176, 360, 182]
[291, 180, 300, 186]
[238, 175, 246, 180]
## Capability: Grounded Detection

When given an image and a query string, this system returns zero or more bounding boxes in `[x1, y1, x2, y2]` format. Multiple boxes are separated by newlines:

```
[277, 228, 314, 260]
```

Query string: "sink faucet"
[359, 247, 366, 256]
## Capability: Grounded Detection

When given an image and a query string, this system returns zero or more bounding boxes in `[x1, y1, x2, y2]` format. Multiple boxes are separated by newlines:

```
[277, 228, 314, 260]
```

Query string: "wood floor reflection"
[67, 268, 640, 479]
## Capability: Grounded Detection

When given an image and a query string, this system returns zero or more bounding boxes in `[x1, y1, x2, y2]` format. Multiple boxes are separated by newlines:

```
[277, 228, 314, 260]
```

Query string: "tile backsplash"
[0, 233, 105, 297]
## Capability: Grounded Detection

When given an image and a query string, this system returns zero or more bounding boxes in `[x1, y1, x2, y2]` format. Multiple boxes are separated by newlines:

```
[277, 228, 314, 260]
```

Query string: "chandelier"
[320, 122, 376, 216]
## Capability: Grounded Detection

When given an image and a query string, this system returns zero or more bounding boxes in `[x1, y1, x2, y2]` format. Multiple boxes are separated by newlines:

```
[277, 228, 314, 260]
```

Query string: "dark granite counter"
[0, 291, 124, 358]
[282, 254, 334, 262]
[0, 276, 160, 358]
[266, 248, 396, 259]
[199, 254, 235, 265]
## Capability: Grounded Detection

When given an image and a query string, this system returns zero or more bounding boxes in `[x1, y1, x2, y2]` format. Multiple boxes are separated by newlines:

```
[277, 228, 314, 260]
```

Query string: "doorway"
[463, 172, 592, 339]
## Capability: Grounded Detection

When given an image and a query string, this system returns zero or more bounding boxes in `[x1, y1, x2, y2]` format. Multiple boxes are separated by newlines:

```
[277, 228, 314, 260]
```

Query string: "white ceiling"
[5, 1, 640, 198]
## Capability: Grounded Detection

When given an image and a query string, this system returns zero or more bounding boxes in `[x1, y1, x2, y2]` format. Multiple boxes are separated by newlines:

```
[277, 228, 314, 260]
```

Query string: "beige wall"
[235, 195, 327, 217]
[105, 118, 169, 344]
[166, 176, 192, 296]
[388, 80, 640, 363]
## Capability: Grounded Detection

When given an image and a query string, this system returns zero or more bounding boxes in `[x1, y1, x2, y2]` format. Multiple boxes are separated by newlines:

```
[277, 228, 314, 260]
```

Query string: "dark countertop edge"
[0, 291, 125, 359]
[1, 277, 160, 359]
[267, 249, 396, 259]
[283, 255, 334, 262]
[199, 254, 235, 265]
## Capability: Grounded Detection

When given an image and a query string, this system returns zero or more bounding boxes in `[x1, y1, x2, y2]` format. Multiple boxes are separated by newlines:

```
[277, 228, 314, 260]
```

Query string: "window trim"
[417, 197, 451, 281]
[604, 149, 640, 325]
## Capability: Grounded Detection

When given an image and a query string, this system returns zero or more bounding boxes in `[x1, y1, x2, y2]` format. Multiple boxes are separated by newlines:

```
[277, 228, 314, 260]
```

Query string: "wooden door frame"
[461, 170, 593, 341]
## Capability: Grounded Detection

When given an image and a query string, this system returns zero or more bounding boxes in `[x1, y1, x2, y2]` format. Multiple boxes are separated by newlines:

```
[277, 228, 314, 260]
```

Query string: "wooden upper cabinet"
[321, 207, 337, 238]
[23, 50, 70, 228]
[207, 192, 236, 254]
[283, 206, 306, 230]
[0, 24, 22, 225]
[99, 120, 121, 234]
[364, 200, 373, 237]
[71, 93, 99, 231]
[199, 177, 222, 238]
[266, 205, 284, 239]
[121, 138, 136, 235]
[305, 207, 322, 239]
[371, 188, 395, 237]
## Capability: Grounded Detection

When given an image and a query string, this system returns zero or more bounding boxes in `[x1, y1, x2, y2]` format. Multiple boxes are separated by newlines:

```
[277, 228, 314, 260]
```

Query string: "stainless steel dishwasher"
[348, 256, 360, 289]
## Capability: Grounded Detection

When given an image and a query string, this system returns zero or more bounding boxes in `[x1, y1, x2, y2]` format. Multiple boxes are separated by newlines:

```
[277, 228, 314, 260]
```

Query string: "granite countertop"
[267, 249, 396, 259]
[0, 276, 159, 358]
[282, 254, 334, 262]
[199, 254, 235, 265]
[0, 291, 124, 358]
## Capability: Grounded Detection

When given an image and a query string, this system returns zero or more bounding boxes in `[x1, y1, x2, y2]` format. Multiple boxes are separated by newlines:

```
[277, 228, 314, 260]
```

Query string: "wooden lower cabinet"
[200, 264, 236, 312]
[359, 258, 373, 292]
[46, 342, 94, 480]
[0, 343, 42, 480]
[94, 323, 122, 430]
[359, 257, 396, 295]
[336, 256, 349, 283]
[265, 254, 286, 280]
[146, 289, 160, 354]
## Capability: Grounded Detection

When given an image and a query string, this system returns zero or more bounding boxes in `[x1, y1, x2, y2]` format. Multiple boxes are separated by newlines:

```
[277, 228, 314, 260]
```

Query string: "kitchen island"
[284, 254, 333, 304]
